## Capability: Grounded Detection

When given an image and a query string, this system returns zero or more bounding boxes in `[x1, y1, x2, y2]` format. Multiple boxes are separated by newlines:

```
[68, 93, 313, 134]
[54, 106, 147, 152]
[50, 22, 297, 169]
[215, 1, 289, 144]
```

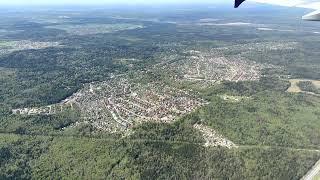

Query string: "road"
[301, 159, 320, 180]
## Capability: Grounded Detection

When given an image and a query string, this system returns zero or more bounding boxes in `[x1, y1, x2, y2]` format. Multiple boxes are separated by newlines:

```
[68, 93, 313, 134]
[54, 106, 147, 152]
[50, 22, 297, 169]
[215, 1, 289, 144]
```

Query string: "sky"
[0, 0, 222, 5]
[0, 0, 319, 9]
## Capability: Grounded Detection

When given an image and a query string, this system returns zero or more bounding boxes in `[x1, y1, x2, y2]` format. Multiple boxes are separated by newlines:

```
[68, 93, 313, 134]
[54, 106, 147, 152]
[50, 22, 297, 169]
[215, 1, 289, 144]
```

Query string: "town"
[163, 49, 275, 86]
[0, 40, 61, 55]
[11, 44, 279, 134]
[13, 75, 206, 132]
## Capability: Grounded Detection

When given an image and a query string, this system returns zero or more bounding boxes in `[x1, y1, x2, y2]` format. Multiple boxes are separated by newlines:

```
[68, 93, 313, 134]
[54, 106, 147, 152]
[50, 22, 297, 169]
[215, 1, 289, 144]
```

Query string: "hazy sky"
[0, 0, 319, 9]
[0, 0, 224, 5]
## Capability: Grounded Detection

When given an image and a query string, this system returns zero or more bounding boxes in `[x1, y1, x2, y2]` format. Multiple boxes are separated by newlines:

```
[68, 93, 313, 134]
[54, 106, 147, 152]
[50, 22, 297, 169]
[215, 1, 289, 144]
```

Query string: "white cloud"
[299, 2, 320, 9]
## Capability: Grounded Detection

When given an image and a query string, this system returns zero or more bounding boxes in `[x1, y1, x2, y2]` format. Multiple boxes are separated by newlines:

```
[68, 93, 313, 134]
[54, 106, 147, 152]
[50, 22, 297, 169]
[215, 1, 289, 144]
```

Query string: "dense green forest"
[1, 129, 319, 179]
[191, 82, 320, 148]
[0, 4, 320, 180]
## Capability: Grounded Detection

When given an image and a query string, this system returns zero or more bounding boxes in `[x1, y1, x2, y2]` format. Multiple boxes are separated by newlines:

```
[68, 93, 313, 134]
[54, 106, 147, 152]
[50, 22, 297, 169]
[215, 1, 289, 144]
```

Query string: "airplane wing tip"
[235, 0, 245, 8]
[302, 10, 320, 21]
[234, 0, 320, 21]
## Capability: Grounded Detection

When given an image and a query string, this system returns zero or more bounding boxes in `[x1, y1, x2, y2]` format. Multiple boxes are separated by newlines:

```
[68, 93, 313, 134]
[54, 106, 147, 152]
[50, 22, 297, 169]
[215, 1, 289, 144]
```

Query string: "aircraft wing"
[302, 10, 320, 21]
[234, 0, 320, 21]
[234, 0, 246, 8]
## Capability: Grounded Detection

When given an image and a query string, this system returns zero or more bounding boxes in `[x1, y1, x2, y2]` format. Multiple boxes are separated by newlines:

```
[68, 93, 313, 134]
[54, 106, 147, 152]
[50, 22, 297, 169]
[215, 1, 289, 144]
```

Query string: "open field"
[313, 81, 320, 89]
[193, 124, 237, 148]
[287, 79, 303, 93]
[287, 79, 320, 94]
[219, 94, 250, 102]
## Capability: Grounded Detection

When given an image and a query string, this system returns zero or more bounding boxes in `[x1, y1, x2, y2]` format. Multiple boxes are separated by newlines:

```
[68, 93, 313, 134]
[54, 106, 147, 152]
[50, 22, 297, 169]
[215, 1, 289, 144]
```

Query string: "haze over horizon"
[0, 0, 319, 6]
[0, 0, 319, 9]
[0, 0, 226, 5]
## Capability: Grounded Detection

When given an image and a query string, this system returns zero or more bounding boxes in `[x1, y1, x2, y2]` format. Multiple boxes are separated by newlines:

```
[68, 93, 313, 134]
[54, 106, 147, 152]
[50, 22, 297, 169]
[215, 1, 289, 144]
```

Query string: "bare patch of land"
[287, 79, 303, 93]
[287, 79, 320, 94]
[193, 124, 238, 149]
[219, 94, 250, 102]
[313, 81, 320, 89]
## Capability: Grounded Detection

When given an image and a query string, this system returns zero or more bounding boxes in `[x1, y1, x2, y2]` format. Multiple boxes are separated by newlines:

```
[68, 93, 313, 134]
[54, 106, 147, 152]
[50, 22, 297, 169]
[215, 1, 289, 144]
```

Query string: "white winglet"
[302, 10, 320, 21]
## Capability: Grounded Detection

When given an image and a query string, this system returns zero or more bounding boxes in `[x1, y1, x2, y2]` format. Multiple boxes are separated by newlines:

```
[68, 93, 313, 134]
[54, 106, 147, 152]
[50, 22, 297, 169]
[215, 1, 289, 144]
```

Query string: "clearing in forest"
[219, 94, 250, 102]
[287, 79, 320, 93]
[313, 80, 320, 89]
[287, 79, 303, 93]
[193, 124, 238, 149]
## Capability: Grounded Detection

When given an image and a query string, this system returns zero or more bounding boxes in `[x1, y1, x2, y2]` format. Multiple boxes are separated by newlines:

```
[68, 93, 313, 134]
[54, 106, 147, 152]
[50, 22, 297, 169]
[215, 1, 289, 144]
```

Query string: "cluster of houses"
[170, 50, 267, 84]
[0, 40, 61, 55]
[12, 104, 68, 115]
[10, 45, 280, 135]
[13, 76, 206, 133]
